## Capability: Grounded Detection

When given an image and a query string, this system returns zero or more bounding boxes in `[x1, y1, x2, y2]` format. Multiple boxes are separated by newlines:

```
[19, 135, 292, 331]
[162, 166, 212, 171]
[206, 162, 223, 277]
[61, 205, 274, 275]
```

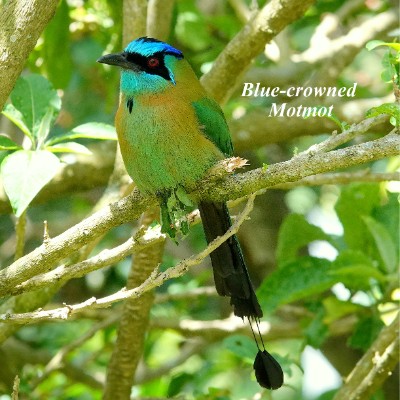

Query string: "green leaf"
[0, 135, 21, 150]
[36, 107, 55, 148]
[258, 257, 335, 314]
[167, 373, 194, 398]
[223, 335, 257, 361]
[330, 250, 386, 290]
[348, 316, 384, 351]
[366, 40, 400, 52]
[335, 183, 381, 250]
[42, 0, 72, 88]
[323, 297, 364, 324]
[46, 142, 92, 155]
[46, 122, 117, 145]
[1, 150, 60, 216]
[366, 103, 400, 124]
[362, 216, 397, 273]
[9, 74, 61, 140]
[366, 40, 387, 51]
[2, 104, 33, 141]
[381, 51, 398, 84]
[303, 308, 328, 348]
[276, 214, 331, 266]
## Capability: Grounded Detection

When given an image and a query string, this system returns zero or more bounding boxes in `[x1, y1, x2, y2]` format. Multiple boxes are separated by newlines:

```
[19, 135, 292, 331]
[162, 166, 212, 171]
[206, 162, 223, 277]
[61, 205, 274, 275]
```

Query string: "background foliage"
[0, 0, 398, 399]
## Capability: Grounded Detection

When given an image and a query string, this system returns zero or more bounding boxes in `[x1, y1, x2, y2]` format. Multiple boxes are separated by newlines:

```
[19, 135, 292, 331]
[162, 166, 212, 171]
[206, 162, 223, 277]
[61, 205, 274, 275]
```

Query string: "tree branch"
[30, 313, 118, 389]
[103, 209, 166, 400]
[146, 0, 175, 41]
[200, 0, 315, 102]
[0, 0, 59, 110]
[123, 0, 147, 45]
[333, 313, 399, 400]
[0, 116, 397, 298]
[0, 195, 256, 324]
[0, 189, 152, 298]
[11, 224, 165, 296]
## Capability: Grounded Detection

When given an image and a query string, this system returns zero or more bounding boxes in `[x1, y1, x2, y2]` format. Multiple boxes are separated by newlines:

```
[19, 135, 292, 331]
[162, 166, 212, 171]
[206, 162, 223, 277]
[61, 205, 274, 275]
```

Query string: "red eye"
[147, 57, 160, 68]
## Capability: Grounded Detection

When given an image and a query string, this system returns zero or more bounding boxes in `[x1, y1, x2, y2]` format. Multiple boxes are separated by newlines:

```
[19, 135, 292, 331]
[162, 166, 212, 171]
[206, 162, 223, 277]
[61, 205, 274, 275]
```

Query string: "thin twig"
[11, 375, 20, 400]
[12, 225, 165, 296]
[296, 114, 388, 156]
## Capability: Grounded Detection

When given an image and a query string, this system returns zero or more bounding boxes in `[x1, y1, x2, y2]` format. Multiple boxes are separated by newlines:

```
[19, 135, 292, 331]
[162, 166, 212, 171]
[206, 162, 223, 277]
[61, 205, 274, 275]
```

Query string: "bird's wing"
[192, 97, 234, 157]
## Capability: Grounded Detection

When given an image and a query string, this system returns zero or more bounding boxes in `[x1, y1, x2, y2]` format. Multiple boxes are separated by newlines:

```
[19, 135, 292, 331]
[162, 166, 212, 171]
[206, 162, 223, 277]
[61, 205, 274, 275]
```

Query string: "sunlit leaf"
[46, 142, 92, 155]
[362, 216, 397, 273]
[9, 74, 61, 140]
[0, 134, 21, 150]
[366, 103, 400, 124]
[1, 150, 60, 216]
[2, 103, 33, 141]
[366, 40, 400, 51]
[46, 122, 117, 145]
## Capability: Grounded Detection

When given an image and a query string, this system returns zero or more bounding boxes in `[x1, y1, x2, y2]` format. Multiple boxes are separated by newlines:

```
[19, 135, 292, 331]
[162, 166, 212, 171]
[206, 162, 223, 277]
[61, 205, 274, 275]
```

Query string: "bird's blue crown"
[125, 37, 184, 59]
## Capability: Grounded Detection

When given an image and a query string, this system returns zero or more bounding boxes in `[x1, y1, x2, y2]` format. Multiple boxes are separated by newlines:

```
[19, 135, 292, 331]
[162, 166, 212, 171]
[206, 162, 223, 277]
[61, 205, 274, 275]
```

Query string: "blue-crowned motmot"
[98, 37, 283, 390]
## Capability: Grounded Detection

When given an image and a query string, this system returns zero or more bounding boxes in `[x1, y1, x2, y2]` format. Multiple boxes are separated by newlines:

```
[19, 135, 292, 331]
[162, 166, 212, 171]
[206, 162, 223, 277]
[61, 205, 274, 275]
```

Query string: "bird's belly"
[117, 106, 223, 194]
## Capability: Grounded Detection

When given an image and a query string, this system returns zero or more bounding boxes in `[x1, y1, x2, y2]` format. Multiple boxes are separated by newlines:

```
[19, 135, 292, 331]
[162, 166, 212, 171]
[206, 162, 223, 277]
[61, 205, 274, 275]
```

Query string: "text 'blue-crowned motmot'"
[98, 37, 283, 390]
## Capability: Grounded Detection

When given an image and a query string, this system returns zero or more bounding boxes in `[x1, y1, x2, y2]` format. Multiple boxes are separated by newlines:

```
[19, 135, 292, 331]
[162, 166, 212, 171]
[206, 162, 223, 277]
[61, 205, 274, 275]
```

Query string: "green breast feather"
[192, 97, 234, 157]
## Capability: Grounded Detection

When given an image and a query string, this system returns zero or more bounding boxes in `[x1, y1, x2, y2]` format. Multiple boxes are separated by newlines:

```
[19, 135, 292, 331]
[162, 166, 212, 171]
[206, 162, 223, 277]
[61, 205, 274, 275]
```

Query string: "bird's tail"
[198, 201, 263, 319]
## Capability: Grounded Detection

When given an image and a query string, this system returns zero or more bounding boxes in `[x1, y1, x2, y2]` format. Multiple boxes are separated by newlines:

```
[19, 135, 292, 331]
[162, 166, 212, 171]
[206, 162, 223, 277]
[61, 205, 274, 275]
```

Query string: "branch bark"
[333, 313, 399, 400]
[123, 0, 147, 45]
[0, 0, 59, 110]
[146, 0, 175, 41]
[103, 209, 166, 400]
[201, 0, 316, 102]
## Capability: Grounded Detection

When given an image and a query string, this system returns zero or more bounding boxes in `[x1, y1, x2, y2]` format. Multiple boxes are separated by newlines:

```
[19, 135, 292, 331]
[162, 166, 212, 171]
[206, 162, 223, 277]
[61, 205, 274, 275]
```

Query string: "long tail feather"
[198, 201, 262, 319]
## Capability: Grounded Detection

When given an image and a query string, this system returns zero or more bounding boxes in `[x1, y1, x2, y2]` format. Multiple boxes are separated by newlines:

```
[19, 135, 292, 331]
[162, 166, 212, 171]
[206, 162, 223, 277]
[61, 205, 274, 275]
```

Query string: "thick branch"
[123, 0, 147, 45]
[146, 0, 175, 41]
[103, 209, 165, 400]
[200, 0, 315, 102]
[0, 190, 153, 298]
[0, 117, 397, 298]
[0, 0, 59, 110]
[196, 131, 399, 202]
[333, 313, 399, 400]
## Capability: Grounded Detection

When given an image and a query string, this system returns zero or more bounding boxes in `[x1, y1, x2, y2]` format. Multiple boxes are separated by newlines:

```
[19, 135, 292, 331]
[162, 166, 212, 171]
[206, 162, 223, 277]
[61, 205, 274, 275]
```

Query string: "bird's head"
[97, 37, 184, 95]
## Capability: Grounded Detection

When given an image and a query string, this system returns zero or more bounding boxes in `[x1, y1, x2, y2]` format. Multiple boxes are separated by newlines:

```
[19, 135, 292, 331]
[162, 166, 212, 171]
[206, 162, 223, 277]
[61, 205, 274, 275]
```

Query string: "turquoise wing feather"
[192, 97, 233, 157]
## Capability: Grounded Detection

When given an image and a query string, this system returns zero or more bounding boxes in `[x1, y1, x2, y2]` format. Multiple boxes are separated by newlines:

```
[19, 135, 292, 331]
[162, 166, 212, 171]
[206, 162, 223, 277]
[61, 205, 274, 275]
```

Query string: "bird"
[98, 36, 283, 390]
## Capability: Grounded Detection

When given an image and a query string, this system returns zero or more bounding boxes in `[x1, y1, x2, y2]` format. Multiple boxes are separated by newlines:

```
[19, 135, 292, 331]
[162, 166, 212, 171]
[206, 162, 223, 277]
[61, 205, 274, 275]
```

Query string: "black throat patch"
[127, 98, 133, 114]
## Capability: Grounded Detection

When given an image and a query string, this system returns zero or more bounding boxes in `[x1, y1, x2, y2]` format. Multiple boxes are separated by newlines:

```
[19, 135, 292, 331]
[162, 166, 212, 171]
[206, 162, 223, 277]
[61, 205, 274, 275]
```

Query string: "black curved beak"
[97, 52, 138, 71]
